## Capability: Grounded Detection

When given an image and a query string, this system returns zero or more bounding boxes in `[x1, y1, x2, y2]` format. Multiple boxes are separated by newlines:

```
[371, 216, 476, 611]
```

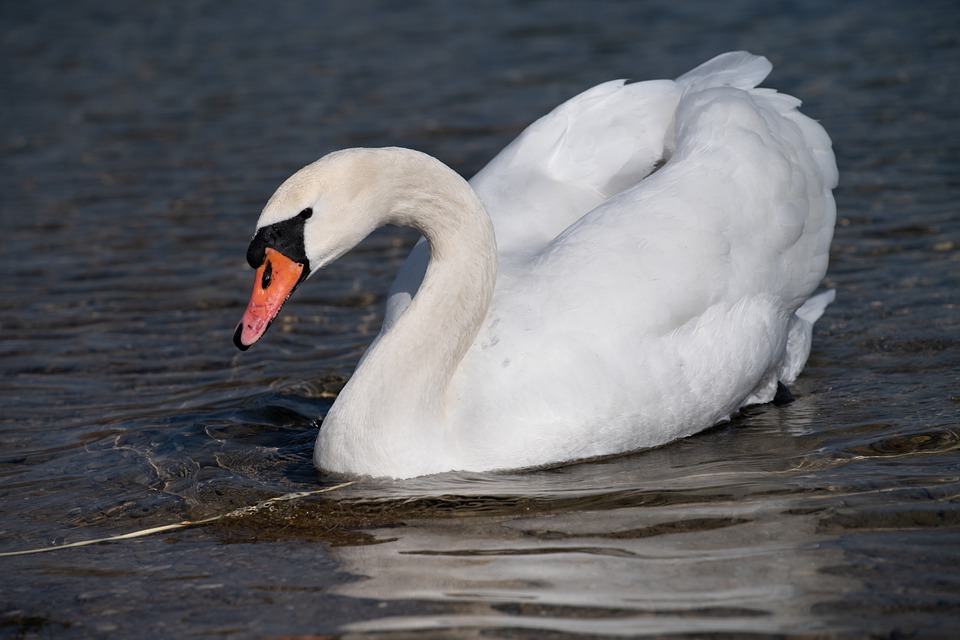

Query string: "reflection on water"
[335, 509, 847, 636]
[2, 0, 960, 638]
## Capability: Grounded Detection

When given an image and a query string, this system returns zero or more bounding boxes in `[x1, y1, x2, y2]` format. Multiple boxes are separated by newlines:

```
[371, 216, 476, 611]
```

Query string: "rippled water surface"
[2, 1, 959, 638]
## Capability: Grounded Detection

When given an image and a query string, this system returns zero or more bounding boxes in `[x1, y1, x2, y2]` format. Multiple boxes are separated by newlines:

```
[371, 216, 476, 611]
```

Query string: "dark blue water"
[2, 1, 959, 637]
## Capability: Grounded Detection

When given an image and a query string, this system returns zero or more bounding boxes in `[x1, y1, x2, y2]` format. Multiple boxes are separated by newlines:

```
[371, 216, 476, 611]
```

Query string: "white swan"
[234, 52, 837, 479]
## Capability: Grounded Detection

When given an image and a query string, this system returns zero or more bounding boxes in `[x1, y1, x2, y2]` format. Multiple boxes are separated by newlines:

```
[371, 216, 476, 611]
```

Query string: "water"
[2, 1, 959, 637]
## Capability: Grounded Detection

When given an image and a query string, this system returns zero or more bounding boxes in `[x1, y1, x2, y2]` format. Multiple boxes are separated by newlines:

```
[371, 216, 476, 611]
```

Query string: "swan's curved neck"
[317, 150, 497, 475]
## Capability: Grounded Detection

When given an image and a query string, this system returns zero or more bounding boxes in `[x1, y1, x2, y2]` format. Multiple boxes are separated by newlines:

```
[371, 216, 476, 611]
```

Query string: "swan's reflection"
[327, 419, 855, 636]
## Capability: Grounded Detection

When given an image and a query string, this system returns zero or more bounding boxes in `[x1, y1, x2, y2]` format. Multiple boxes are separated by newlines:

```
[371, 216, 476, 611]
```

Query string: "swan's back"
[444, 53, 837, 467]
[537, 67, 837, 319]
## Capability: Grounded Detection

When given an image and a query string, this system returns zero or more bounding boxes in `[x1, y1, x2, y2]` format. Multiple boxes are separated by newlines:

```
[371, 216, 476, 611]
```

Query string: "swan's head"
[233, 149, 390, 351]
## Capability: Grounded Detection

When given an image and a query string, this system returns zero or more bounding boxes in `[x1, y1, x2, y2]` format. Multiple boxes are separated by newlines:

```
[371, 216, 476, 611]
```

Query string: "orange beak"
[233, 247, 305, 350]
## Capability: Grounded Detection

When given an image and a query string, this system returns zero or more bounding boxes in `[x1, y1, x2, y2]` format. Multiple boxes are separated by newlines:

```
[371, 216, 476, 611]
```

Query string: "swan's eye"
[300, 208, 313, 219]
[261, 259, 273, 289]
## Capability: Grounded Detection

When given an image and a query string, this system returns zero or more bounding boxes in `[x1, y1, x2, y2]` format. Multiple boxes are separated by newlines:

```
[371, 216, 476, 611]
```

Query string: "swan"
[233, 51, 837, 479]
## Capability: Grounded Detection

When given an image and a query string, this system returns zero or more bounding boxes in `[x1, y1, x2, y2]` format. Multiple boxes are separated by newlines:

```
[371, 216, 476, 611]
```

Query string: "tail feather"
[779, 289, 836, 385]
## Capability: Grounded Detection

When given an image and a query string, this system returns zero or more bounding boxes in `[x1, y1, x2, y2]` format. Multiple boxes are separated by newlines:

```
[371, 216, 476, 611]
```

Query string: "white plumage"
[235, 52, 837, 479]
